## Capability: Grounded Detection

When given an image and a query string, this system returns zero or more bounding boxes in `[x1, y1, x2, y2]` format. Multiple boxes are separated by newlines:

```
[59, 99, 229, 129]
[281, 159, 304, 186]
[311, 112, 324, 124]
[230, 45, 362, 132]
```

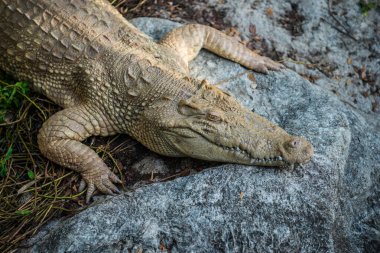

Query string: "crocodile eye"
[207, 111, 222, 122]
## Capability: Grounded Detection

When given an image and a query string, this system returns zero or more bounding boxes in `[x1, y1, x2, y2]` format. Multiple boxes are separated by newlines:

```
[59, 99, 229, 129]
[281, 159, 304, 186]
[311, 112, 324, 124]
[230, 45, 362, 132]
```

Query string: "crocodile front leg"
[159, 24, 283, 73]
[37, 105, 122, 203]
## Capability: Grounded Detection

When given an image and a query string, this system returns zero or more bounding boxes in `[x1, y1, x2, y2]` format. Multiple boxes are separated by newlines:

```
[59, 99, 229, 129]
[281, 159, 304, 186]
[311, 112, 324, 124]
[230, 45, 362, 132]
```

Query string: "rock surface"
[19, 18, 380, 253]
[205, 0, 380, 115]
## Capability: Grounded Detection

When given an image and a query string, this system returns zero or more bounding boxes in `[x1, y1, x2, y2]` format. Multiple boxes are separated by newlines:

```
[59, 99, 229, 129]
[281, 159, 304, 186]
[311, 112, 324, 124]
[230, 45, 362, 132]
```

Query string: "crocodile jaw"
[166, 132, 289, 166]
[163, 127, 313, 167]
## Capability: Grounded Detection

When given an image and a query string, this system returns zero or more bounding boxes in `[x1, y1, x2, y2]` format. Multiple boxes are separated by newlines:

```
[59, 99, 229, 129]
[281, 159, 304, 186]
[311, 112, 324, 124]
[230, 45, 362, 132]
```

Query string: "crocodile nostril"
[288, 137, 301, 148]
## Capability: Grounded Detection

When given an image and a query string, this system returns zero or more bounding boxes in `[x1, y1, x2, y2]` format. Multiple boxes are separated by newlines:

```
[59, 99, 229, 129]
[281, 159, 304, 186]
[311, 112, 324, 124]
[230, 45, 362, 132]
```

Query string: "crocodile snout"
[281, 136, 314, 164]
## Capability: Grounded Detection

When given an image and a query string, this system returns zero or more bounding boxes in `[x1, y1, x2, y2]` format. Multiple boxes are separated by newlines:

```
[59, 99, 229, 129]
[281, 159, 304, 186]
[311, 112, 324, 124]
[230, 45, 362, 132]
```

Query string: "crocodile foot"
[79, 166, 122, 203]
[248, 52, 285, 74]
[37, 106, 123, 203]
[159, 23, 285, 74]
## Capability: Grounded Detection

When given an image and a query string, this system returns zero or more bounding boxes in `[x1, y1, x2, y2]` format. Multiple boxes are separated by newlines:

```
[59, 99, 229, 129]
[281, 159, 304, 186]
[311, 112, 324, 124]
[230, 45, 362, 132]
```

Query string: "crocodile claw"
[250, 54, 284, 74]
[80, 167, 122, 203]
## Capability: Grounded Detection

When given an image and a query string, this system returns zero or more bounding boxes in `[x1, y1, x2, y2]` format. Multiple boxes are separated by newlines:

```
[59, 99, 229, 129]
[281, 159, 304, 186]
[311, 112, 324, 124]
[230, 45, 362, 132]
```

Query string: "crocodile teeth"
[222, 145, 285, 164]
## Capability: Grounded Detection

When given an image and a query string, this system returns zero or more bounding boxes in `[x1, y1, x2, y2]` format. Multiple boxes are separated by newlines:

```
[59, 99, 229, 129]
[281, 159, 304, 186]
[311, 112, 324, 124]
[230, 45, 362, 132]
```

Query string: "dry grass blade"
[0, 87, 85, 252]
[110, 0, 148, 14]
[0, 79, 133, 252]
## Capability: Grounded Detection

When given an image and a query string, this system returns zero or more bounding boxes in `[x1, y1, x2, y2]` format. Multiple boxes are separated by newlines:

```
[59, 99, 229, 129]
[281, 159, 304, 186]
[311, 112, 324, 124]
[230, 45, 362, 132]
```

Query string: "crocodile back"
[0, 0, 150, 106]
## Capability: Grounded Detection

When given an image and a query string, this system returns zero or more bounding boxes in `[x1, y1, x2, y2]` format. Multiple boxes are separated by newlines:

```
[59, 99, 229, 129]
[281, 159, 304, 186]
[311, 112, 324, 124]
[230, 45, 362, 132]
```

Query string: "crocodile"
[0, 0, 314, 202]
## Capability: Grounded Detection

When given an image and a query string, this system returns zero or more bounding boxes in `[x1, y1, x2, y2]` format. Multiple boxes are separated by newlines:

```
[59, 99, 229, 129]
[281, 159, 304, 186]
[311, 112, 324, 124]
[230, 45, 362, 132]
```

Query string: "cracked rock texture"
[205, 0, 380, 114]
[19, 18, 380, 253]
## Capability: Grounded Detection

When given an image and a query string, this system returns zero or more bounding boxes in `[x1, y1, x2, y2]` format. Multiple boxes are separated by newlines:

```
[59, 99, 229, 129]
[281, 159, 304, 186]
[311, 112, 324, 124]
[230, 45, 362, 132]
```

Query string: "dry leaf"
[249, 24, 257, 36]
[361, 65, 367, 81]
[226, 27, 240, 37]
[265, 7, 273, 17]
[247, 73, 256, 82]
[160, 240, 166, 252]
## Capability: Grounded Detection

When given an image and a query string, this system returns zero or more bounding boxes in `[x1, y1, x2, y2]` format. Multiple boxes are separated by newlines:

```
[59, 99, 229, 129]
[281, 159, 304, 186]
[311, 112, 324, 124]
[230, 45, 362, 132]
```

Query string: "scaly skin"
[0, 0, 313, 202]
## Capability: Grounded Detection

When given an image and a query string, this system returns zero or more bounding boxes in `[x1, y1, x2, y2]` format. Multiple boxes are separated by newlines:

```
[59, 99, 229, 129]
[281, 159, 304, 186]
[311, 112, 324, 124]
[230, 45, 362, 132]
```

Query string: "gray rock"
[19, 18, 380, 253]
[131, 155, 169, 176]
[206, 0, 380, 114]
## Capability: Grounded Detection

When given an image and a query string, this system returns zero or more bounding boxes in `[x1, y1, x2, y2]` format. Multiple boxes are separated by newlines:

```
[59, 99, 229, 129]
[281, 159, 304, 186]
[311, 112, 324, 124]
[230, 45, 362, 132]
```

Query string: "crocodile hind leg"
[38, 105, 122, 203]
[159, 24, 283, 73]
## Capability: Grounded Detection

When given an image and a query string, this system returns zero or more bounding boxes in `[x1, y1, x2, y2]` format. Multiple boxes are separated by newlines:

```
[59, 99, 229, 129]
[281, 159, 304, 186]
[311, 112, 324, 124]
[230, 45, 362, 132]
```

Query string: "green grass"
[0, 146, 12, 177]
[359, 0, 378, 16]
[0, 81, 29, 123]
[0, 78, 79, 252]
[0, 78, 136, 253]
[0, 79, 29, 180]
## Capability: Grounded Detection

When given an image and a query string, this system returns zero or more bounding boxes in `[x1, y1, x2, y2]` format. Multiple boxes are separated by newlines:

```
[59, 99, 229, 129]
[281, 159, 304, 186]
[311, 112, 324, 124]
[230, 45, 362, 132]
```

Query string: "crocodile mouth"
[163, 128, 291, 167]
[220, 145, 290, 167]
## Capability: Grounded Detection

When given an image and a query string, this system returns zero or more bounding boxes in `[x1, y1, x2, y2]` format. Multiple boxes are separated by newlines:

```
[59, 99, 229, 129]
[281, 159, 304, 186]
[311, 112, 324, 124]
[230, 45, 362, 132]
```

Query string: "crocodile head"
[142, 80, 314, 167]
